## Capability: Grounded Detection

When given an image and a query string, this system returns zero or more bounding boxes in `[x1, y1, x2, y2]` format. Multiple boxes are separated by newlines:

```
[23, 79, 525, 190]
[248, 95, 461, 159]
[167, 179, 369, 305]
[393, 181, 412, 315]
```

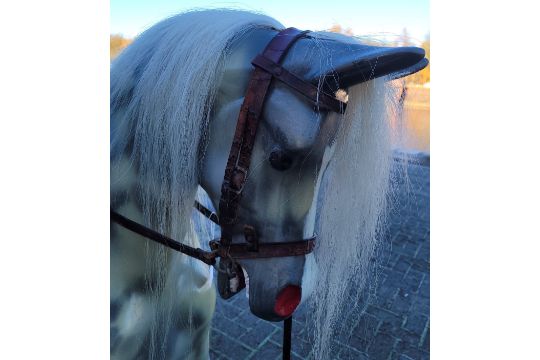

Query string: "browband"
[251, 54, 346, 113]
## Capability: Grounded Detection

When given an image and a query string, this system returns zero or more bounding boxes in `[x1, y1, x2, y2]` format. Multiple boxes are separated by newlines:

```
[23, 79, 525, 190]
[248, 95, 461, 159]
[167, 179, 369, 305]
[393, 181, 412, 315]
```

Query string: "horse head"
[200, 27, 426, 321]
[110, 9, 427, 358]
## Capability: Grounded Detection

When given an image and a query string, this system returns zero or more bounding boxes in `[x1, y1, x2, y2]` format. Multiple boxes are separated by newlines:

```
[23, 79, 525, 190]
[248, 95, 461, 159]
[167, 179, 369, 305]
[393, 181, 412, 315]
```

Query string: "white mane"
[308, 78, 400, 358]
[110, 9, 281, 358]
[111, 9, 401, 359]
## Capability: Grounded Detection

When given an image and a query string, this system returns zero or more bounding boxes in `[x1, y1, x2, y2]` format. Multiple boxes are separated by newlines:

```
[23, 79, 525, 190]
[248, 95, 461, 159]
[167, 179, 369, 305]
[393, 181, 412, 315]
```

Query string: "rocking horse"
[110, 9, 427, 359]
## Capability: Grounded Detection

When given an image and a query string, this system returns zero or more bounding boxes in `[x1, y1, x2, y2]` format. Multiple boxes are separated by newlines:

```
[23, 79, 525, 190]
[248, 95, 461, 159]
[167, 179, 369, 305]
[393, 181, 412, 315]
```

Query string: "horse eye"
[269, 150, 293, 171]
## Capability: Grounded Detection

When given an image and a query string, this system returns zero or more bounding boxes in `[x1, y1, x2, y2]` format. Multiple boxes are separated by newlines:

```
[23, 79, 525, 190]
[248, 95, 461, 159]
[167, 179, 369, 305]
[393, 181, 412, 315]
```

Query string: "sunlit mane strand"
[307, 78, 401, 359]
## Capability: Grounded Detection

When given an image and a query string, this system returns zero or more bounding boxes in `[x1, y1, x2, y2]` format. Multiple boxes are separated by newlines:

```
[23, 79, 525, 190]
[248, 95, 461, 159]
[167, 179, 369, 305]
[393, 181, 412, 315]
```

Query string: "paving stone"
[394, 244, 419, 258]
[403, 313, 428, 336]
[377, 320, 399, 337]
[417, 244, 430, 260]
[247, 339, 282, 360]
[214, 300, 244, 321]
[383, 271, 406, 290]
[391, 328, 421, 348]
[288, 353, 304, 360]
[339, 344, 369, 359]
[353, 313, 380, 340]
[367, 332, 398, 360]
[403, 269, 425, 293]
[420, 326, 430, 352]
[210, 329, 253, 360]
[349, 330, 374, 353]
[393, 256, 413, 273]
[390, 288, 414, 315]
[396, 341, 430, 360]
[411, 258, 429, 273]
[290, 338, 313, 358]
[410, 296, 430, 316]
[418, 278, 430, 299]
[372, 285, 398, 310]
[385, 252, 401, 269]
[211, 312, 249, 339]
[238, 320, 278, 349]
[392, 233, 411, 247]
[209, 349, 222, 359]
[235, 308, 259, 325]
[398, 354, 416, 360]
[366, 306, 403, 328]
[291, 305, 309, 325]
[229, 292, 249, 305]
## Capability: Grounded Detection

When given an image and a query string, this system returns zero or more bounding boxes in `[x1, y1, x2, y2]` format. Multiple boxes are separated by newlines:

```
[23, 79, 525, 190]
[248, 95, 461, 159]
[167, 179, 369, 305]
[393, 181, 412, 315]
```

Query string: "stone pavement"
[209, 161, 430, 360]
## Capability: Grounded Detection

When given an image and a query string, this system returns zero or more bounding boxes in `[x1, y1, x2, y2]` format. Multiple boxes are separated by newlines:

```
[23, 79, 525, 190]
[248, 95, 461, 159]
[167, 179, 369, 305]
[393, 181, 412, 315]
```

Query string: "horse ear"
[298, 34, 428, 93]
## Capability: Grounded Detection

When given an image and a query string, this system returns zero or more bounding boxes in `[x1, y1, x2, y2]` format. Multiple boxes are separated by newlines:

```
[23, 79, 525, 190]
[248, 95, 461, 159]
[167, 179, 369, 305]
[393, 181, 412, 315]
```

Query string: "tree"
[328, 24, 354, 36]
[397, 28, 413, 47]
[110, 34, 132, 60]
[406, 34, 430, 85]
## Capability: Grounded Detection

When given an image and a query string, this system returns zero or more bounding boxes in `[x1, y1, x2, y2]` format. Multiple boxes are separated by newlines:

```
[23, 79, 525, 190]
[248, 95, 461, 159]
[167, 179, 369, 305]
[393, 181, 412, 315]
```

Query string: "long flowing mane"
[110, 10, 282, 357]
[308, 78, 400, 358]
[111, 9, 401, 359]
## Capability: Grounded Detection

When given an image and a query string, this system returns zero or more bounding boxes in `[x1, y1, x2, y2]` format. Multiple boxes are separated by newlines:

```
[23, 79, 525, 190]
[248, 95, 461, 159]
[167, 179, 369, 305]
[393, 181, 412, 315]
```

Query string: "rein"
[110, 205, 316, 266]
[110, 27, 346, 360]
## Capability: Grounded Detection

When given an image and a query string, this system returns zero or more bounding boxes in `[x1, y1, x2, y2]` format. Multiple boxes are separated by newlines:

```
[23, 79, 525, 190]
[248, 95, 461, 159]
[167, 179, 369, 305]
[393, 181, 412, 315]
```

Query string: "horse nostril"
[274, 285, 301, 317]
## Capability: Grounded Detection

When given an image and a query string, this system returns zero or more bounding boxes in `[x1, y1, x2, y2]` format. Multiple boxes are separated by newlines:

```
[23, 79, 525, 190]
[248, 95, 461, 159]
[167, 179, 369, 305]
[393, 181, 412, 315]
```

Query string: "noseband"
[110, 27, 346, 266]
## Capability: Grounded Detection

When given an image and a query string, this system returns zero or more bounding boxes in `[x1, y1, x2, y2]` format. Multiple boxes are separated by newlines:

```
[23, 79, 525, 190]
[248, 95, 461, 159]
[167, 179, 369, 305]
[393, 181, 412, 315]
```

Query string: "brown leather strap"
[194, 200, 220, 225]
[210, 238, 316, 260]
[110, 209, 316, 264]
[218, 28, 309, 243]
[252, 54, 347, 113]
[260, 28, 310, 63]
[111, 208, 218, 265]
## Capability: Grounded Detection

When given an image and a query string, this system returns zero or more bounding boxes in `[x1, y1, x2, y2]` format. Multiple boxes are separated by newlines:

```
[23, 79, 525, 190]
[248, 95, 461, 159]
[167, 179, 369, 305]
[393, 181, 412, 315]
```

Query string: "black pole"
[283, 316, 292, 360]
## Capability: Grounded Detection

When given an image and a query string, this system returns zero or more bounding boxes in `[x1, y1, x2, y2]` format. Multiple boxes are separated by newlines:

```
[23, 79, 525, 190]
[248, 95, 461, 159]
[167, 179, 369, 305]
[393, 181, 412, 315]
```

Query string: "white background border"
[1, 0, 109, 358]
[1, 0, 539, 358]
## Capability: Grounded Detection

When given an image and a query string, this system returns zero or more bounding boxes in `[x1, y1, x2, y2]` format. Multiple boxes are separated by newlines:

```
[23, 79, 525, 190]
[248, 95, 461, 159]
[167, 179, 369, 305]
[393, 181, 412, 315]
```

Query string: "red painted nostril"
[274, 285, 302, 317]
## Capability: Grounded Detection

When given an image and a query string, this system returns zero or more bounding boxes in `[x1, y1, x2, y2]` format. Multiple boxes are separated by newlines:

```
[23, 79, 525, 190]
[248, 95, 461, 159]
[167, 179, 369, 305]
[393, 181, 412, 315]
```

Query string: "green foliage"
[110, 34, 132, 60]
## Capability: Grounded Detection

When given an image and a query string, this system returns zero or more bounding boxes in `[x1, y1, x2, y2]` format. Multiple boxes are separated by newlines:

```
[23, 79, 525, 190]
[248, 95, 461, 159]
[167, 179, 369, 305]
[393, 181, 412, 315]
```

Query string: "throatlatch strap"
[110, 208, 217, 265]
[218, 28, 309, 244]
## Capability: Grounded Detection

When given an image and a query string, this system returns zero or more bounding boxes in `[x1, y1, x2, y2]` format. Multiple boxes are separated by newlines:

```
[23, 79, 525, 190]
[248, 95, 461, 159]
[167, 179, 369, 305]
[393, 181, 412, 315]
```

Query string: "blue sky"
[111, 0, 429, 44]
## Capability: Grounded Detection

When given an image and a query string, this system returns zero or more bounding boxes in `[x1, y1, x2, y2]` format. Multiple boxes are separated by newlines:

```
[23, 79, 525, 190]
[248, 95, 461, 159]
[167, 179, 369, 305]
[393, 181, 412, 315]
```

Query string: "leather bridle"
[110, 27, 346, 266]
[110, 27, 347, 360]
